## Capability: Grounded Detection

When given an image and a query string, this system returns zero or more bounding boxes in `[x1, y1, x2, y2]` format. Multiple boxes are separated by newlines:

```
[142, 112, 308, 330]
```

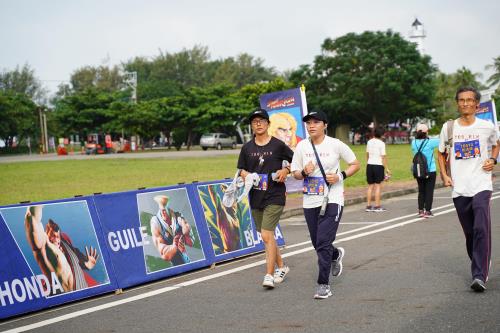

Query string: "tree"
[0, 64, 47, 103]
[123, 46, 280, 101]
[67, 65, 124, 93]
[431, 68, 484, 131]
[454, 67, 483, 88]
[291, 30, 437, 129]
[0, 64, 44, 147]
[52, 87, 127, 138]
[0, 90, 37, 147]
[212, 53, 277, 88]
[486, 56, 500, 88]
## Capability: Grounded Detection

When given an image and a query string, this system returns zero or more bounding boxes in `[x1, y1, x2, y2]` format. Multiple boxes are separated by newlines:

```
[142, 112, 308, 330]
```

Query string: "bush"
[172, 129, 187, 151]
[0, 145, 31, 155]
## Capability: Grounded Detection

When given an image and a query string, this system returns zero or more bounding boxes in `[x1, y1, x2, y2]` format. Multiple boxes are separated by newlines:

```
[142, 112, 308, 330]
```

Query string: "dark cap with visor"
[249, 108, 270, 122]
[302, 110, 328, 123]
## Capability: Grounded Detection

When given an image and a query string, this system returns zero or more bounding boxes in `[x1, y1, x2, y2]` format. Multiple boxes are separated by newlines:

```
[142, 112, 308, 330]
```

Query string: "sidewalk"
[282, 179, 437, 219]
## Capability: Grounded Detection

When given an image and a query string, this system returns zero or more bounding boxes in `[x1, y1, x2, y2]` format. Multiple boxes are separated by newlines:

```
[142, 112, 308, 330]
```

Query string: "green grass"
[0, 144, 416, 206]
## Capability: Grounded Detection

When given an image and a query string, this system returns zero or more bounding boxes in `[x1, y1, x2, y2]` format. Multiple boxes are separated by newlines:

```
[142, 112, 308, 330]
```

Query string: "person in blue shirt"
[411, 124, 440, 218]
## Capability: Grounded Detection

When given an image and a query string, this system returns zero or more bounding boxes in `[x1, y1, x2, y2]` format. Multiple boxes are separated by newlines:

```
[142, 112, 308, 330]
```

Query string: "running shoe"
[314, 284, 332, 299]
[262, 274, 275, 289]
[331, 247, 345, 277]
[273, 265, 290, 283]
[470, 278, 486, 292]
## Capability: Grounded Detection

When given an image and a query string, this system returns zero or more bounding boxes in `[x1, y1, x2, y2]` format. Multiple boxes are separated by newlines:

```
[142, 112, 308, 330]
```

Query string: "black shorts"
[366, 164, 385, 184]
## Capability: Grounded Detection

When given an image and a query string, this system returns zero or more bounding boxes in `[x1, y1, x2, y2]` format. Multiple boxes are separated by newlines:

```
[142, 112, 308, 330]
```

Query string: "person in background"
[365, 127, 391, 212]
[411, 124, 440, 218]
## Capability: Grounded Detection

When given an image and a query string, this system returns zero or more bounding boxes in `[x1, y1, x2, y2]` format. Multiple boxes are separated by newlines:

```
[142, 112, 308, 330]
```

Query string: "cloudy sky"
[1, 0, 499, 96]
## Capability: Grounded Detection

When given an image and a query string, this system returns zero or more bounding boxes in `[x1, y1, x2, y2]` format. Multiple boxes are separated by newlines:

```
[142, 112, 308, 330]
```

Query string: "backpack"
[412, 139, 429, 179]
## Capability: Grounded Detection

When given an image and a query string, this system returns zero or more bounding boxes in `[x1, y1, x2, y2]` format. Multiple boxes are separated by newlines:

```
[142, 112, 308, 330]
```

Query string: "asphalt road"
[2, 183, 500, 333]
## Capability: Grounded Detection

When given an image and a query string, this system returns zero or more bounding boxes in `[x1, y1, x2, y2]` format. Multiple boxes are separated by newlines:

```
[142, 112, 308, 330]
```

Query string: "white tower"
[409, 18, 426, 54]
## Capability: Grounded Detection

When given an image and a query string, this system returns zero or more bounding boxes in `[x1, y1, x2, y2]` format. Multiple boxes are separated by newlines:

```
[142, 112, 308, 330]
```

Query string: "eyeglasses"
[457, 98, 477, 105]
[251, 119, 268, 125]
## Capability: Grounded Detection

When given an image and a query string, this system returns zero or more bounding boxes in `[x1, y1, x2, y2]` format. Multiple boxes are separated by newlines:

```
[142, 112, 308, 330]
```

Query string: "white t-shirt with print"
[438, 118, 498, 197]
[291, 136, 357, 208]
[366, 138, 386, 165]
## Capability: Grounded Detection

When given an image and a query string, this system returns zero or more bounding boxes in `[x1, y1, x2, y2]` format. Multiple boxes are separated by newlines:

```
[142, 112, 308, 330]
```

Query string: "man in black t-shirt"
[237, 108, 293, 289]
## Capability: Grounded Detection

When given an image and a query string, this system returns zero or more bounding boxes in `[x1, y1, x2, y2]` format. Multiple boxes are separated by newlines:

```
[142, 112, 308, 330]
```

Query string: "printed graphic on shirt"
[254, 174, 268, 190]
[454, 140, 480, 160]
[303, 177, 326, 195]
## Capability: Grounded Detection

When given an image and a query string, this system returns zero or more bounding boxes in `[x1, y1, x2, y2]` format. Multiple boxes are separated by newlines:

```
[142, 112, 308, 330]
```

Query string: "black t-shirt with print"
[237, 136, 294, 209]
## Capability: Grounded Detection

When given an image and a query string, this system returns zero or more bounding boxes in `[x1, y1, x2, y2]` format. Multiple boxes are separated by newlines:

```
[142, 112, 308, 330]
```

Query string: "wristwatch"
[301, 170, 308, 178]
[490, 157, 497, 165]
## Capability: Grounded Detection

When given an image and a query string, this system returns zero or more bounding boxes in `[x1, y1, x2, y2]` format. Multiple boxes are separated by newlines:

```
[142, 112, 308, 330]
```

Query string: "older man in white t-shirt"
[438, 86, 499, 292]
[365, 127, 391, 212]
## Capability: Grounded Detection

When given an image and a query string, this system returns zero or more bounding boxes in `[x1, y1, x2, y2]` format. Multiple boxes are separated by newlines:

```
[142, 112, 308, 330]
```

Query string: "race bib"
[303, 177, 326, 195]
[253, 174, 268, 191]
[454, 140, 480, 160]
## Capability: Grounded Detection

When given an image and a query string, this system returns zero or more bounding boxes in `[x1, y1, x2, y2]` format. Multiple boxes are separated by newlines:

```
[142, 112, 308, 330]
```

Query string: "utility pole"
[123, 71, 138, 149]
[38, 107, 48, 154]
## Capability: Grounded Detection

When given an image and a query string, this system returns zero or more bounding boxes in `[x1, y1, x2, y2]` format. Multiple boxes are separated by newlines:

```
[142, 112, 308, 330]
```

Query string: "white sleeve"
[438, 123, 447, 153]
[291, 142, 304, 172]
[380, 141, 386, 156]
[339, 141, 357, 164]
[487, 123, 499, 147]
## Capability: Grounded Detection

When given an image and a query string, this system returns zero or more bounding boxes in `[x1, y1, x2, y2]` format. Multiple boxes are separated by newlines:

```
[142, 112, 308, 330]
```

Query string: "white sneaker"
[273, 266, 290, 283]
[262, 274, 275, 289]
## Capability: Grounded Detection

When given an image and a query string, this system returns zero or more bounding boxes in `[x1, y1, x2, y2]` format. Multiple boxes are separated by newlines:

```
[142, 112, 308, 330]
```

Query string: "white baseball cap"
[416, 123, 429, 132]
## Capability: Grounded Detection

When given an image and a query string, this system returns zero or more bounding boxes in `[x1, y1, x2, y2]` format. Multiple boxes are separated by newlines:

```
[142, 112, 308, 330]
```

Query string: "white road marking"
[3, 193, 499, 333]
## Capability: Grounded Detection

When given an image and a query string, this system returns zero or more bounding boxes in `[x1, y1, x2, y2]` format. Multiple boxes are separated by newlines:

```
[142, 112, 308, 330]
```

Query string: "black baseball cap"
[249, 108, 270, 121]
[302, 110, 328, 123]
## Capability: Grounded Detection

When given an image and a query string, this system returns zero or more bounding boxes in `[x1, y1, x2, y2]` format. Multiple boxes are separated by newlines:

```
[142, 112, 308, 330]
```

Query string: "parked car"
[200, 133, 236, 150]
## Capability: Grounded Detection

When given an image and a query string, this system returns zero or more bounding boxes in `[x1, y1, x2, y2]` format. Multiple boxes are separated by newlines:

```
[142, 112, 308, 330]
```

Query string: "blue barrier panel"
[0, 179, 288, 319]
[0, 198, 118, 319]
[191, 180, 285, 263]
[93, 185, 212, 289]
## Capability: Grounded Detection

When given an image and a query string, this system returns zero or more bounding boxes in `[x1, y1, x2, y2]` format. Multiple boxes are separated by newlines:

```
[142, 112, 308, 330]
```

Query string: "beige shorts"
[251, 205, 284, 232]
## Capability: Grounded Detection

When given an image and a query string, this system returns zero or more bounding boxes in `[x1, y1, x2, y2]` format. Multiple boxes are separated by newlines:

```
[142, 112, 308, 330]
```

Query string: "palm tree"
[485, 56, 500, 88]
[454, 66, 482, 87]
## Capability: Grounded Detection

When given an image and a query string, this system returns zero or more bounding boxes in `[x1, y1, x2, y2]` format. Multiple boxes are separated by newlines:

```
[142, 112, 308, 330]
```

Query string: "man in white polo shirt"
[438, 86, 499, 292]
